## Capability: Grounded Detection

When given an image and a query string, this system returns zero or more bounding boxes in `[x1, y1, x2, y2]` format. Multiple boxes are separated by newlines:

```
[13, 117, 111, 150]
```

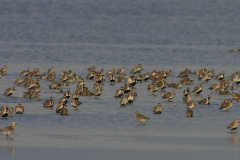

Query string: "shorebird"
[183, 88, 190, 97]
[219, 99, 232, 111]
[56, 86, 63, 93]
[215, 71, 225, 80]
[88, 66, 95, 72]
[8, 107, 14, 117]
[187, 100, 196, 109]
[227, 119, 239, 132]
[33, 95, 41, 100]
[43, 97, 54, 107]
[120, 95, 128, 107]
[115, 88, 124, 98]
[136, 74, 142, 82]
[186, 110, 193, 117]
[135, 111, 149, 125]
[64, 88, 71, 99]
[14, 76, 23, 85]
[39, 72, 47, 79]
[1, 105, 8, 117]
[56, 102, 66, 113]
[180, 78, 194, 84]
[232, 92, 240, 100]
[72, 91, 79, 100]
[131, 88, 137, 98]
[208, 82, 221, 92]
[15, 104, 24, 114]
[47, 67, 55, 74]
[192, 84, 202, 94]
[219, 88, 230, 95]
[142, 72, 150, 81]
[59, 108, 69, 115]
[117, 67, 124, 74]
[157, 80, 167, 92]
[91, 87, 103, 98]
[149, 84, 158, 95]
[71, 99, 82, 108]
[0, 121, 16, 137]
[126, 93, 135, 104]
[168, 80, 182, 89]
[23, 90, 34, 98]
[153, 103, 162, 114]
[197, 95, 210, 105]
[4, 87, 15, 96]
[21, 69, 29, 76]
[49, 81, 57, 89]
[162, 90, 175, 101]
[183, 94, 191, 103]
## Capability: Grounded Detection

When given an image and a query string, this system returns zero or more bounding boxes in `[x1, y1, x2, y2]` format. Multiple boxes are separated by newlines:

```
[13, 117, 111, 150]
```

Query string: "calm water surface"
[0, 0, 240, 159]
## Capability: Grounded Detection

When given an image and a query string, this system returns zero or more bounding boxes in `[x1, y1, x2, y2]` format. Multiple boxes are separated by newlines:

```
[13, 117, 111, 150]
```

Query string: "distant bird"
[215, 71, 225, 80]
[64, 88, 71, 99]
[197, 95, 210, 105]
[149, 84, 158, 95]
[59, 108, 69, 115]
[208, 82, 221, 92]
[183, 94, 191, 103]
[4, 87, 15, 96]
[142, 72, 150, 81]
[135, 111, 149, 125]
[14, 76, 23, 85]
[120, 95, 128, 107]
[219, 99, 232, 111]
[180, 78, 194, 84]
[1, 105, 8, 117]
[183, 88, 190, 97]
[117, 67, 124, 74]
[162, 90, 175, 101]
[8, 107, 14, 117]
[56, 102, 66, 113]
[33, 95, 41, 100]
[56, 86, 63, 93]
[91, 87, 103, 98]
[115, 88, 124, 98]
[15, 104, 24, 114]
[192, 84, 202, 94]
[227, 119, 239, 132]
[186, 110, 193, 117]
[21, 69, 29, 76]
[187, 100, 196, 109]
[153, 103, 162, 114]
[43, 97, 54, 107]
[71, 99, 82, 108]
[0, 121, 16, 137]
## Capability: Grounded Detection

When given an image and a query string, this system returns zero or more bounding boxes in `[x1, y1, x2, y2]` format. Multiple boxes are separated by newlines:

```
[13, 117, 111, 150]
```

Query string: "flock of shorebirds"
[0, 64, 239, 138]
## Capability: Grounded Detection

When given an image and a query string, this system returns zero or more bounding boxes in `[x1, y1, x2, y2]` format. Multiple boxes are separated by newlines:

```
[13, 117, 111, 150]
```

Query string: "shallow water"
[0, 0, 240, 159]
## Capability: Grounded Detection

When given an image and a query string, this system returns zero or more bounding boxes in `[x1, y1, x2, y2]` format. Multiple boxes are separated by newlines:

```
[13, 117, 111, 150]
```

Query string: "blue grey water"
[0, 0, 240, 159]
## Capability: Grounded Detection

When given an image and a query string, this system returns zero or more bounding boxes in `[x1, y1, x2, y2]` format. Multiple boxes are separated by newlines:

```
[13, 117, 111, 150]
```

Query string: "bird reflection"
[0, 137, 15, 157]
[229, 132, 238, 148]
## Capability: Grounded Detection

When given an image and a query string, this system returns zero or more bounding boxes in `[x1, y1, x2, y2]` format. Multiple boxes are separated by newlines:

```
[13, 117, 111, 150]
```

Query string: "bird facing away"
[135, 111, 149, 125]
[219, 99, 232, 111]
[186, 110, 193, 117]
[0, 121, 16, 137]
[153, 103, 162, 114]
[227, 119, 239, 132]
[15, 104, 24, 114]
